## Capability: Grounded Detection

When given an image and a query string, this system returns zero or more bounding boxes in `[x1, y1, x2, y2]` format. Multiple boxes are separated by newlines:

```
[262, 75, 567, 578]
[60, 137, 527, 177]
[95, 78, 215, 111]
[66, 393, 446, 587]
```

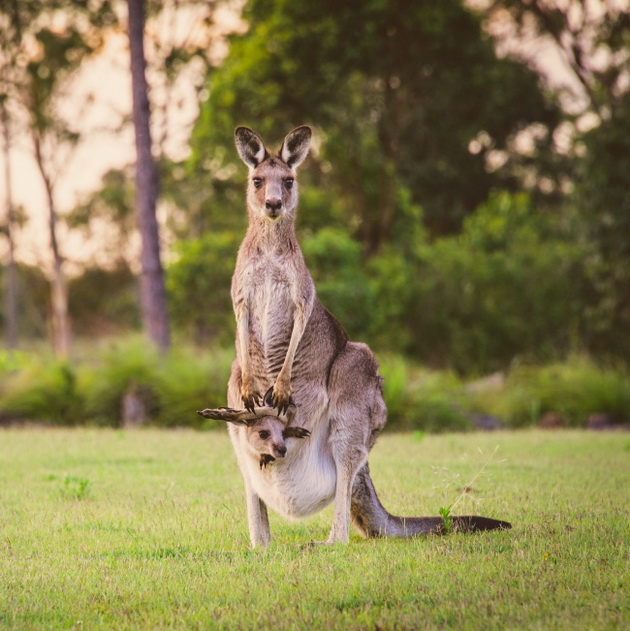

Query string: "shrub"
[152, 345, 234, 428]
[399, 192, 588, 373]
[379, 355, 472, 432]
[166, 233, 239, 346]
[79, 338, 162, 426]
[469, 356, 630, 427]
[0, 355, 84, 425]
[79, 338, 234, 428]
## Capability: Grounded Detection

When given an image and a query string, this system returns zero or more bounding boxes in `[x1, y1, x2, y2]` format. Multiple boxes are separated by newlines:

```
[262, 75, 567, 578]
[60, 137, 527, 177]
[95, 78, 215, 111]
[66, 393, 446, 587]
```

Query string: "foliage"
[166, 232, 240, 345]
[386, 192, 587, 373]
[78, 337, 233, 428]
[0, 338, 233, 428]
[301, 228, 378, 341]
[0, 264, 50, 340]
[0, 429, 626, 629]
[0, 355, 83, 425]
[191, 0, 559, 249]
[0, 337, 628, 429]
[379, 356, 472, 432]
[471, 356, 630, 428]
[484, 0, 630, 363]
[68, 264, 141, 336]
[575, 94, 630, 360]
[67, 168, 138, 267]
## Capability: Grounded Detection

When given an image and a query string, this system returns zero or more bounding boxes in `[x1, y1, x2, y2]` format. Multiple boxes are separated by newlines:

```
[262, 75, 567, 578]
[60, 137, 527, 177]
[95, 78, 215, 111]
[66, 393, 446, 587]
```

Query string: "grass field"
[0, 428, 627, 630]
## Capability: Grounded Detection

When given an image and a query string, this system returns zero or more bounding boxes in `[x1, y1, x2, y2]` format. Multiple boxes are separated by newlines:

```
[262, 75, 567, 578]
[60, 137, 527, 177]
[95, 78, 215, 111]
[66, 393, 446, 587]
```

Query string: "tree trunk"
[32, 134, 70, 358]
[127, 0, 170, 352]
[1, 103, 18, 350]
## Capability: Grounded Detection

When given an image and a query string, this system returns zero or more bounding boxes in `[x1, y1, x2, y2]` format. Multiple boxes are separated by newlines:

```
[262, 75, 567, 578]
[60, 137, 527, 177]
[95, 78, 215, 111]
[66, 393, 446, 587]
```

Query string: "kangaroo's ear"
[280, 126, 312, 168]
[235, 127, 268, 168]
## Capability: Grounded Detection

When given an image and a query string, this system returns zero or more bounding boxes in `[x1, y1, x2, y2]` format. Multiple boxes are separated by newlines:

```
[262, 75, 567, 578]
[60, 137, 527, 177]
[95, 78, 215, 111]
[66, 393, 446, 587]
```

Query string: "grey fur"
[224, 126, 511, 547]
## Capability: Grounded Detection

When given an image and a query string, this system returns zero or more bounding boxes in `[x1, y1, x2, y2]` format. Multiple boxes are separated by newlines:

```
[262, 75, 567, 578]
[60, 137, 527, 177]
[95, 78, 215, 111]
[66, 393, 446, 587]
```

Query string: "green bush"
[0, 339, 235, 428]
[80, 338, 162, 425]
[393, 192, 588, 373]
[379, 355, 472, 432]
[79, 338, 234, 428]
[0, 355, 83, 425]
[301, 228, 379, 341]
[469, 356, 630, 427]
[151, 345, 234, 428]
[166, 232, 240, 346]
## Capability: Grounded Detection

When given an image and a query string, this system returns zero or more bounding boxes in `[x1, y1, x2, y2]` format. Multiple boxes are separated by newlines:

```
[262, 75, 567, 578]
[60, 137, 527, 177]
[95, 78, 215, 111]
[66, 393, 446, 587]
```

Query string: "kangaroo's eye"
[253, 178, 263, 189]
[284, 178, 294, 190]
[259, 430, 270, 439]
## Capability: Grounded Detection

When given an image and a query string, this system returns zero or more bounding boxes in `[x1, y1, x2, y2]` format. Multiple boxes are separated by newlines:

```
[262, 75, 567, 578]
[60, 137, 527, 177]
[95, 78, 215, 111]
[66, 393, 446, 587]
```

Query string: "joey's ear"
[280, 126, 312, 168]
[283, 426, 311, 439]
[235, 127, 268, 168]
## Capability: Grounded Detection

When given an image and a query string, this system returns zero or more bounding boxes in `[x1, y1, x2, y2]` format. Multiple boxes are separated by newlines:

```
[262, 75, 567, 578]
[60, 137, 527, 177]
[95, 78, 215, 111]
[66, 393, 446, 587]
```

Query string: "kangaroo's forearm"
[235, 302, 250, 375]
[277, 304, 307, 382]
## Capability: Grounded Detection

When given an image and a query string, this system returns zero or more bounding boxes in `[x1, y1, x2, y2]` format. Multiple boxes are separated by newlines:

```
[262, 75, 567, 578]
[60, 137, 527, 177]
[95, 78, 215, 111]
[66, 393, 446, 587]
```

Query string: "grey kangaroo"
[199, 125, 510, 547]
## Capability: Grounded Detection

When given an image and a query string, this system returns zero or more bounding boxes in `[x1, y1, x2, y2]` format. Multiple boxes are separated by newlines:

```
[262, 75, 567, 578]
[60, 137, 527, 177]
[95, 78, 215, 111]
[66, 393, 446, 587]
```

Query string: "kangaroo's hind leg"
[326, 343, 387, 543]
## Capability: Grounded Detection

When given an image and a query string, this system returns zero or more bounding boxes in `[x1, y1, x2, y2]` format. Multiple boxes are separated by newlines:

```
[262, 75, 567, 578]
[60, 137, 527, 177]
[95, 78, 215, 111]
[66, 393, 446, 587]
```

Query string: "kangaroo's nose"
[275, 444, 287, 458]
[265, 198, 282, 215]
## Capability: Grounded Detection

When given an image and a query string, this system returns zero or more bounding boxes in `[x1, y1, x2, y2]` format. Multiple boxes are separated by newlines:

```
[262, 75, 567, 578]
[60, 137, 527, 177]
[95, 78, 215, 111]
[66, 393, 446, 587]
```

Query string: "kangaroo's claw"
[275, 395, 294, 417]
[263, 387, 275, 407]
[263, 386, 293, 416]
[242, 392, 261, 413]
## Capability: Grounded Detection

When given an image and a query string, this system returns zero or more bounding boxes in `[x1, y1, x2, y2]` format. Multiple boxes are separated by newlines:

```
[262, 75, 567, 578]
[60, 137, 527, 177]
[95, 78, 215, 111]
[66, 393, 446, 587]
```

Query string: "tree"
[127, 0, 170, 351]
[191, 0, 560, 253]
[0, 0, 116, 356]
[483, 0, 630, 360]
[0, 96, 18, 349]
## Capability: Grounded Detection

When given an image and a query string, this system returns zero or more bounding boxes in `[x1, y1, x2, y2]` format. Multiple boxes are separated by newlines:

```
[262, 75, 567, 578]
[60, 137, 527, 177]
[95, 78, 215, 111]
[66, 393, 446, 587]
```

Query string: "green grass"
[0, 429, 627, 630]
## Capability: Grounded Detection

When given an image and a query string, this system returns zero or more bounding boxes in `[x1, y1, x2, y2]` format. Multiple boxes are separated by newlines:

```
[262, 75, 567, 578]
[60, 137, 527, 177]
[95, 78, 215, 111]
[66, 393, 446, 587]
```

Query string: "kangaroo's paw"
[241, 377, 261, 413]
[264, 383, 294, 416]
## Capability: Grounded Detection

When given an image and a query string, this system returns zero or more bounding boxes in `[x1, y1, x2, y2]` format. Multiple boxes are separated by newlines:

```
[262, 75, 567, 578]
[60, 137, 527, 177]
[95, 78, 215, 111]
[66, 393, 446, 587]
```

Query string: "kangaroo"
[206, 125, 510, 547]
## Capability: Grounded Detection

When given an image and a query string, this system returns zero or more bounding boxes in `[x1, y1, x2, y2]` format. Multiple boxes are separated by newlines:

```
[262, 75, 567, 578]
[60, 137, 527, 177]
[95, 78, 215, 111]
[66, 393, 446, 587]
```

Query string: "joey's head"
[196, 401, 311, 468]
[243, 416, 311, 469]
[234, 126, 312, 222]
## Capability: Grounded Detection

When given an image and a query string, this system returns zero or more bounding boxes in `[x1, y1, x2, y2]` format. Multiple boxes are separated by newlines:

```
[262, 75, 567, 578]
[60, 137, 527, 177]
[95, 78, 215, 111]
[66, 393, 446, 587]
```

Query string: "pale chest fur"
[233, 246, 311, 381]
[230, 421, 337, 520]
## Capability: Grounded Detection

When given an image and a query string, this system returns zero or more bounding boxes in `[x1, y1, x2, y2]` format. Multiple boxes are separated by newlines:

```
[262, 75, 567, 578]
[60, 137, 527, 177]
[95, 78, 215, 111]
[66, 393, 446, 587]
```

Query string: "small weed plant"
[62, 475, 91, 501]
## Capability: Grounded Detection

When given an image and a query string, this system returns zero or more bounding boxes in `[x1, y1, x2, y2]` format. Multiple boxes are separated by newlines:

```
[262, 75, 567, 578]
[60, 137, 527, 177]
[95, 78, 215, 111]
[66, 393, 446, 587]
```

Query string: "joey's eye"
[284, 178, 294, 190]
[259, 430, 270, 439]
[253, 178, 263, 189]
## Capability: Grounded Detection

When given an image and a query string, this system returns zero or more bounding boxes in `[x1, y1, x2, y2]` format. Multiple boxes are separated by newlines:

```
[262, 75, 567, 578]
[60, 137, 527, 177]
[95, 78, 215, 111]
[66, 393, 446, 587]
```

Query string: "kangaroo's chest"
[241, 254, 297, 373]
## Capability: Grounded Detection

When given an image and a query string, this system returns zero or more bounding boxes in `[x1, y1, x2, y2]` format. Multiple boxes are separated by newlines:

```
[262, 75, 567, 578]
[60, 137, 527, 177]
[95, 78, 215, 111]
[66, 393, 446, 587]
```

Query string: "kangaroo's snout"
[274, 444, 287, 458]
[265, 198, 282, 217]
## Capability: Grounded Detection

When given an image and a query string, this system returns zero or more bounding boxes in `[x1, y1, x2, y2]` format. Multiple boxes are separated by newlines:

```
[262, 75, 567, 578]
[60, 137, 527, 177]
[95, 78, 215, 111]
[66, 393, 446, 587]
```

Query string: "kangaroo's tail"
[350, 465, 511, 538]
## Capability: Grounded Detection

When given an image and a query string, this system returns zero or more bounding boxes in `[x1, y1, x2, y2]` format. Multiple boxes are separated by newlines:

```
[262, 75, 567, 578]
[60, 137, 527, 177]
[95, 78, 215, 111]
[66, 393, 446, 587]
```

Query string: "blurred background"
[1, 0, 629, 430]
